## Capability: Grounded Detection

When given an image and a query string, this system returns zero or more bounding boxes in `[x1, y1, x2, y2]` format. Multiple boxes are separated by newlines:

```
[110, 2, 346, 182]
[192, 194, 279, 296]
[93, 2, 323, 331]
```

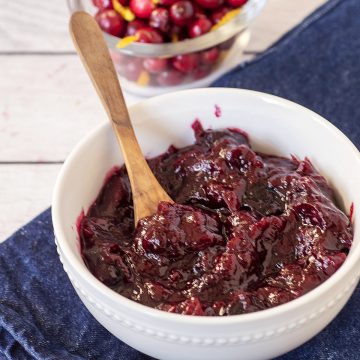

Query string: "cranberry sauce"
[79, 122, 353, 316]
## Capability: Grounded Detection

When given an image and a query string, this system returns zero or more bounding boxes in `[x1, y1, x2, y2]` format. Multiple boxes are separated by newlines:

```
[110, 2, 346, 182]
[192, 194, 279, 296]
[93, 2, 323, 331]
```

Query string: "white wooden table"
[0, 0, 326, 241]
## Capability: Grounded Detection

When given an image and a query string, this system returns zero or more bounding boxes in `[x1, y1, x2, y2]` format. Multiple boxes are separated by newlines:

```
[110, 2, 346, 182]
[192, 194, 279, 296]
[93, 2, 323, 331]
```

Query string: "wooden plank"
[0, 164, 61, 242]
[247, 0, 327, 52]
[0, 55, 106, 161]
[0, 0, 73, 52]
[0, 0, 325, 53]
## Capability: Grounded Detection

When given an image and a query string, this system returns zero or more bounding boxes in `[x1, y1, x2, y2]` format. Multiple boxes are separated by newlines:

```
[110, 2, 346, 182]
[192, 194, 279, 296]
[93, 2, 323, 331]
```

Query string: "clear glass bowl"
[67, 0, 267, 96]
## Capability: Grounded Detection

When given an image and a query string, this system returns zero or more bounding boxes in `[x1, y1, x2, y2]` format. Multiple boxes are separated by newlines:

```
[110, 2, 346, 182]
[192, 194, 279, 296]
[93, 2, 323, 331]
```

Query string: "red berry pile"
[93, 0, 248, 86]
[93, 0, 248, 42]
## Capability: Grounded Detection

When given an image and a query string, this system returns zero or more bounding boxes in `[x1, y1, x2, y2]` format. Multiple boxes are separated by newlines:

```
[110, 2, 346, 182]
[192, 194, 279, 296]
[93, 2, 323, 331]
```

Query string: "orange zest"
[171, 33, 179, 43]
[137, 70, 151, 86]
[112, 0, 135, 21]
[116, 34, 139, 48]
[211, 8, 241, 32]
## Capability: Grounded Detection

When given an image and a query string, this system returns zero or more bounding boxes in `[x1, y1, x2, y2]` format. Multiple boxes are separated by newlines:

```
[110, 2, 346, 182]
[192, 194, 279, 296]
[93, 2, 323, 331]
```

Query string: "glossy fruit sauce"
[79, 121, 353, 316]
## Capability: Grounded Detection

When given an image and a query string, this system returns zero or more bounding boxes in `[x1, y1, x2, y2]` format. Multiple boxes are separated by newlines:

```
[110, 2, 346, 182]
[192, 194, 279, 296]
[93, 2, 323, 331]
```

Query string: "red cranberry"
[170, 1, 195, 26]
[126, 19, 146, 36]
[135, 27, 164, 43]
[156, 69, 183, 86]
[201, 47, 220, 65]
[130, 0, 155, 19]
[193, 4, 207, 19]
[92, 0, 113, 10]
[123, 58, 144, 81]
[226, 0, 247, 6]
[193, 65, 211, 79]
[195, 0, 223, 9]
[110, 51, 129, 68]
[159, 0, 177, 5]
[172, 53, 199, 73]
[188, 18, 212, 38]
[170, 25, 187, 40]
[143, 58, 168, 73]
[95, 10, 126, 37]
[210, 6, 229, 23]
[150, 8, 170, 32]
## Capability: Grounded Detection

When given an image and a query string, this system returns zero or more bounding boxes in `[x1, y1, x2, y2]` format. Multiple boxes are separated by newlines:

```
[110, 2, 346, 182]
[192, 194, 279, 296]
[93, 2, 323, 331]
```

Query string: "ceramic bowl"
[52, 88, 360, 360]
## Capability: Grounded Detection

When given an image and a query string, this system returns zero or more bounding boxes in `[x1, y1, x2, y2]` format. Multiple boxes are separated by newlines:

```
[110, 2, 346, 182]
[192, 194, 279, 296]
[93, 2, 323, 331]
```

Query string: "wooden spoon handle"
[69, 11, 172, 223]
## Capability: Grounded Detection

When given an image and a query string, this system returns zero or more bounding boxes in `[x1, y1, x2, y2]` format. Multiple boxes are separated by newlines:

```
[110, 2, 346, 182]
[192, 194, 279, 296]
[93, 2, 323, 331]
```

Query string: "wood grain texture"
[0, 55, 139, 162]
[70, 11, 173, 222]
[0, 0, 326, 53]
[0, 165, 61, 242]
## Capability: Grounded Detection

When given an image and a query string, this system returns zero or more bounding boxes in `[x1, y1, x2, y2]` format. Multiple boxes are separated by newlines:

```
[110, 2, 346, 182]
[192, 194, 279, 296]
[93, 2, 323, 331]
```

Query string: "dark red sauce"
[79, 122, 353, 316]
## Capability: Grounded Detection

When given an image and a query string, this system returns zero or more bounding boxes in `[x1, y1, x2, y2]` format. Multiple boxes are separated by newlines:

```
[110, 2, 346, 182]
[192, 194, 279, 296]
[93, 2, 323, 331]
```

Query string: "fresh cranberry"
[170, 25, 187, 40]
[110, 51, 129, 68]
[195, 0, 224, 9]
[193, 3, 207, 19]
[135, 27, 164, 43]
[159, 0, 177, 5]
[192, 65, 211, 79]
[143, 58, 168, 73]
[226, 0, 247, 7]
[123, 58, 144, 81]
[130, 0, 155, 19]
[92, 0, 113, 10]
[210, 6, 229, 23]
[170, 1, 195, 26]
[95, 10, 126, 37]
[126, 19, 146, 36]
[201, 47, 220, 65]
[172, 53, 199, 73]
[188, 18, 212, 38]
[149, 8, 170, 32]
[156, 69, 183, 86]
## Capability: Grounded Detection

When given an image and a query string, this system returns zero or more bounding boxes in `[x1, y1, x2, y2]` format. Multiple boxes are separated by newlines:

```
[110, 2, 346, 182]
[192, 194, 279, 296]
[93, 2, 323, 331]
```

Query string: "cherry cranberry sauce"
[93, 0, 248, 86]
[79, 122, 353, 316]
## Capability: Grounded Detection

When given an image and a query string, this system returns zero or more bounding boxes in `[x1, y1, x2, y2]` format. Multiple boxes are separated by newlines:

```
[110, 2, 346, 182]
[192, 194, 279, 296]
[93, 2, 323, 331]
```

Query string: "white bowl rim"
[52, 88, 360, 325]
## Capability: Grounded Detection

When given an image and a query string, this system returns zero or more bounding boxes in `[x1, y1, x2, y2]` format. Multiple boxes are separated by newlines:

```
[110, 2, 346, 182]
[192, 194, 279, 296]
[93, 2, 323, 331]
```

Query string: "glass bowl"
[67, 0, 267, 96]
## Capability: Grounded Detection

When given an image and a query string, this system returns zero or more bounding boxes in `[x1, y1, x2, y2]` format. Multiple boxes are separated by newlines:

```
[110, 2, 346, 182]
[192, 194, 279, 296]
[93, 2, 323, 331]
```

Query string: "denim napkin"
[1, 0, 360, 359]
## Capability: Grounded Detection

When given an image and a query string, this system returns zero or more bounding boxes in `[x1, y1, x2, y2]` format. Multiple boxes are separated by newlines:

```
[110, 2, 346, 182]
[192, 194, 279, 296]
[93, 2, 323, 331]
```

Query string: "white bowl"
[53, 88, 360, 360]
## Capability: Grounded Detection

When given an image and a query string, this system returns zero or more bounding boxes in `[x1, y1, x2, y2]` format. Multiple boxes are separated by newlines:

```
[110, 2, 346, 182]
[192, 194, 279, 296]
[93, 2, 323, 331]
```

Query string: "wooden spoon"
[69, 11, 173, 224]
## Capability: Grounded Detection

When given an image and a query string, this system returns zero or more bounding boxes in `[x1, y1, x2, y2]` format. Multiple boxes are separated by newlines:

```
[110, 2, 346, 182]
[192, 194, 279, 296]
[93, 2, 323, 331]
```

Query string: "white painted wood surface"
[0, 0, 326, 241]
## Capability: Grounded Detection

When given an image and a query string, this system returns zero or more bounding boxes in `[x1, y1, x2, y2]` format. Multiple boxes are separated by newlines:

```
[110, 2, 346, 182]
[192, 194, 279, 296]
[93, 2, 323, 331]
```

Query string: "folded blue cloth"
[1, 0, 359, 358]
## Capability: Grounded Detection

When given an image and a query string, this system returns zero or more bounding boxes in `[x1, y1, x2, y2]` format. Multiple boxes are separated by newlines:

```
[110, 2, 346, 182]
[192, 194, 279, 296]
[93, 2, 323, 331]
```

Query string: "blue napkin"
[1, 0, 359, 358]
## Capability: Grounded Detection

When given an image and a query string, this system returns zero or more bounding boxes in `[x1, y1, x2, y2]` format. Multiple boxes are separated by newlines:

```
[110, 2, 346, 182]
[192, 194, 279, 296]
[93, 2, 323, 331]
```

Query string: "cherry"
[135, 27, 164, 43]
[210, 6, 230, 23]
[201, 47, 220, 65]
[150, 8, 170, 32]
[92, 0, 114, 10]
[195, 0, 224, 9]
[170, 1, 195, 26]
[226, 0, 247, 6]
[188, 18, 212, 38]
[126, 19, 146, 36]
[95, 10, 126, 37]
[143, 58, 168, 73]
[172, 53, 199, 73]
[130, 0, 155, 19]
[156, 69, 183, 86]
